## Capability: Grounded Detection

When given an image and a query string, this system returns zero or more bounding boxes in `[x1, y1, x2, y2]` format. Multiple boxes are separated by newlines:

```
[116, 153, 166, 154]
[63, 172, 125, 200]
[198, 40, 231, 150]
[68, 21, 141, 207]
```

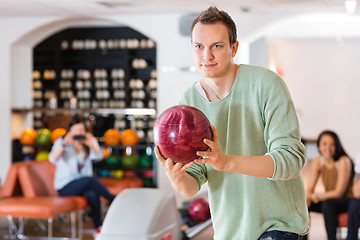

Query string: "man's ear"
[231, 41, 239, 57]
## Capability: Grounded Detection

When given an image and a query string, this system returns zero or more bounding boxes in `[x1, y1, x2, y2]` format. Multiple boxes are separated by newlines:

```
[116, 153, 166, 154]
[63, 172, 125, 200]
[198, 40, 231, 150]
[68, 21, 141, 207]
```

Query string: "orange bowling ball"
[51, 128, 66, 143]
[104, 129, 120, 146]
[120, 129, 138, 146]
[102, 147, 111, 158]
[19, 128, 37, 145]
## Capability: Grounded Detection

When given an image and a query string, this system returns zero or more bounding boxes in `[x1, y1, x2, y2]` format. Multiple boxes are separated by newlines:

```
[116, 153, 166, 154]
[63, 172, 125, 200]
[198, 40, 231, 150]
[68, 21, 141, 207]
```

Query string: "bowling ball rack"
[179, 208, 212, 240]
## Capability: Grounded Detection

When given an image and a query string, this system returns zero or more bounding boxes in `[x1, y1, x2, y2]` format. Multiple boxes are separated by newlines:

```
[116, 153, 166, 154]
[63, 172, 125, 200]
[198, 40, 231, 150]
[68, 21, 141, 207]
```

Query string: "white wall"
[268, 38, 360, 159]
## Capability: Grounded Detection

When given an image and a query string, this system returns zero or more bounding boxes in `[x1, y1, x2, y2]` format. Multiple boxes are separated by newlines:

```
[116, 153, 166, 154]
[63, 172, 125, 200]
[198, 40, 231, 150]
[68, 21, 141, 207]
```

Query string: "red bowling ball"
[153, 105, 212, 164]
[188, 198, 211, 222]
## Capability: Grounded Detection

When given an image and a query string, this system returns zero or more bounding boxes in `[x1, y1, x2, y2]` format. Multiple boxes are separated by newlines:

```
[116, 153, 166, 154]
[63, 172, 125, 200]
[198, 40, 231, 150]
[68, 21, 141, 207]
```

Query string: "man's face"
[191, 22, 237, 79]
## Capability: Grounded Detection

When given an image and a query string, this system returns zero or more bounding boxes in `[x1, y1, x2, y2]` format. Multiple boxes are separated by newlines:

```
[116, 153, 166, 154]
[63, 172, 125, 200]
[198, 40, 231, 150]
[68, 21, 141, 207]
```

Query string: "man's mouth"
[201, 63, 217, 68]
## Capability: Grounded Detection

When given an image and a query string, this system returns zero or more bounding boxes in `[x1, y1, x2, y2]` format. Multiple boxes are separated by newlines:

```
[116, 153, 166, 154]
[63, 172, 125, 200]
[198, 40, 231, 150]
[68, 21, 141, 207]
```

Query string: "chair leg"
[70, 211, 76, 239]
[35, 219, 47, 231]
[17, 217, 26, 239]
[48, 217, 53, 240]
[6, 215, 17, 238]
[78, 210, 84, 240]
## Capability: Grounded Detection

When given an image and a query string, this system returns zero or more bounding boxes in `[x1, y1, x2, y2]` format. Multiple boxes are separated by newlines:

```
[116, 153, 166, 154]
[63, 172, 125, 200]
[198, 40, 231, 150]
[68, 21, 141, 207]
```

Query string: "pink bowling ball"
[153, 105, 212, 164]
[188, 198, 211, 222]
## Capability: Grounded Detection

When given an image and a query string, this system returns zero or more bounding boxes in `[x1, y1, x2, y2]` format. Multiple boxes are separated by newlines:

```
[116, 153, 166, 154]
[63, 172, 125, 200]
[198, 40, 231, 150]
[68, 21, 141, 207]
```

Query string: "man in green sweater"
[155, 6, 309, 239]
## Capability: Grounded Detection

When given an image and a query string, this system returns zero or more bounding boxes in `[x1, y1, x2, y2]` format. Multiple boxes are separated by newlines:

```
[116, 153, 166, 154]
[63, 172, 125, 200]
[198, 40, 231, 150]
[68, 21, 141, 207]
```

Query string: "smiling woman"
[305, 130, 357, 240]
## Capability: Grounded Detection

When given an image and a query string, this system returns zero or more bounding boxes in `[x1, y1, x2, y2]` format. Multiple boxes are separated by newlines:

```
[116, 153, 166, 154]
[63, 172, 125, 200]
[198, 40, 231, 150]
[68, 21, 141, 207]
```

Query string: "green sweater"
[178, 65, 309, 239]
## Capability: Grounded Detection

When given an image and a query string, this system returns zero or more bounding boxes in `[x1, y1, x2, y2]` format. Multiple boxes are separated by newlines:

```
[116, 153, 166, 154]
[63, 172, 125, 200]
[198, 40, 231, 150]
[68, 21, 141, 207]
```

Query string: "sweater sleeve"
[260, 71, 306, 181]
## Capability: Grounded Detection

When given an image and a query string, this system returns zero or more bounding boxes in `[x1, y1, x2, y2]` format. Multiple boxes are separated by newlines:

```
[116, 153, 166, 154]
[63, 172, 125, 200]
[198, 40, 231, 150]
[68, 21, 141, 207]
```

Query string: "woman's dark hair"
[317, 130, 349, 161]
[67, 114, 87, 132]
[66, 114, 89, 158]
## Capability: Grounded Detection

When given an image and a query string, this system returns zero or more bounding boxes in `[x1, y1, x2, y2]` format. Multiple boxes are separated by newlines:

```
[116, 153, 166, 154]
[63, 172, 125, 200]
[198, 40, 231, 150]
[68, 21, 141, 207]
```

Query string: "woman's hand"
[195, 126, 228, 171]
[62, 131, 74, 146]
[83, 132, 95, 148]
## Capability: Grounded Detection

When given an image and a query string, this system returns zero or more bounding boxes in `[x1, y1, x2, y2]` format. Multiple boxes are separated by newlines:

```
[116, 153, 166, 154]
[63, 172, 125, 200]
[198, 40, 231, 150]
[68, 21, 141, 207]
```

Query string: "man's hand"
[155, 146, 194, 183]
[195, 125, 228, 171]
[154, 146, 199, 197]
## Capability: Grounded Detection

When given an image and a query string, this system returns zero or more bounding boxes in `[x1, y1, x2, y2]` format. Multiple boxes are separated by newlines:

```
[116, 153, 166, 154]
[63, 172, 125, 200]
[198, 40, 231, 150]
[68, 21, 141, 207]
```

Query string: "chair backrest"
[0, 162, 24, 197]
[18, 160, 58, 197]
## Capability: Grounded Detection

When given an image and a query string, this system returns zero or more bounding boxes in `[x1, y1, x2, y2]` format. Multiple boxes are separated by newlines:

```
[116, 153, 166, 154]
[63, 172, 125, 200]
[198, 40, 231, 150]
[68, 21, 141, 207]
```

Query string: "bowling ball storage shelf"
[32, 26, 157, 113]
[15, 143, 52, 163]
[31, 26, 157, 145]
[96, 143, 157, 187]
[11, 25, 159, 188]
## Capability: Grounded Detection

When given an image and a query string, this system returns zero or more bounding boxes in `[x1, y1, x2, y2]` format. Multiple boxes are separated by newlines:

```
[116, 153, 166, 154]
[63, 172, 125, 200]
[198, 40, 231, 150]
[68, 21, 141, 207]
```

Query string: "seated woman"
[306, 130, 355, 240]
[49, 115, 115, 234]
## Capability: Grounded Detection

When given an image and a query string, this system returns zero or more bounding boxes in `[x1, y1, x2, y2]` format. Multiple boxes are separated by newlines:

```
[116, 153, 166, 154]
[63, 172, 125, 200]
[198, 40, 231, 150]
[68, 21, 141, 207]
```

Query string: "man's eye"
[195, 45, 202, 49]
[213, 45, 221, 48]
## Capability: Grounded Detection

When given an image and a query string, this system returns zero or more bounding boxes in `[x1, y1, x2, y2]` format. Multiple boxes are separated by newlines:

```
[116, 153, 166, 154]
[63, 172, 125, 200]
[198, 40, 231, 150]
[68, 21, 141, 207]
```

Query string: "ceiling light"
[345, 0, 357, 15]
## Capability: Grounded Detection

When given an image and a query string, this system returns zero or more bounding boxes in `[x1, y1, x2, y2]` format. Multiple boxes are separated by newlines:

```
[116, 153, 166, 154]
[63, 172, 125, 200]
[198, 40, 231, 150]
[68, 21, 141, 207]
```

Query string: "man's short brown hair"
[191, 6, 237, 46]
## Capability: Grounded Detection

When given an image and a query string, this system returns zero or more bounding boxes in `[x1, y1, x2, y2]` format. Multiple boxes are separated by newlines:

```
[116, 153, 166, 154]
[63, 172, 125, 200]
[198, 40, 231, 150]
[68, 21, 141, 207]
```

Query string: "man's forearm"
[171, 173, 200, 197]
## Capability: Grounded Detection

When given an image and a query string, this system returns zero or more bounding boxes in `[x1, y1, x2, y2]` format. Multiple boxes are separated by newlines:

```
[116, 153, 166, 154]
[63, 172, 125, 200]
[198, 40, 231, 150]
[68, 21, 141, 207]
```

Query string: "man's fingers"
[197, 150, 211, 158]
[165, 158, 176, 169]
[203, 138, 216, 150]
[183, 161, 194, 170]
[195, 157, 209, 164]
[154, 146, 166, 166]
[211, 125, 218, 143]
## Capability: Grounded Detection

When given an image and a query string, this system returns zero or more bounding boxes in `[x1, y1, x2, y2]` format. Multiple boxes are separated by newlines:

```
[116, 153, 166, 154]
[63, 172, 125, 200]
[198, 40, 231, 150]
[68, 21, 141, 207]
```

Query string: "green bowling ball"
[36, 128, 51, 145]
[105, 152, 121, 167]
[122, 154, 138, 169]
[139, 146, 153, 168]
[139, 154, 153, 169]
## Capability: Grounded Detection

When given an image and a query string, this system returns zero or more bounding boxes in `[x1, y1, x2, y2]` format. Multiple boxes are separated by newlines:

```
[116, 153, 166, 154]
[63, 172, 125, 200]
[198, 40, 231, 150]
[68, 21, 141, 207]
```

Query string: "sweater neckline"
[194, 64, 242, 103]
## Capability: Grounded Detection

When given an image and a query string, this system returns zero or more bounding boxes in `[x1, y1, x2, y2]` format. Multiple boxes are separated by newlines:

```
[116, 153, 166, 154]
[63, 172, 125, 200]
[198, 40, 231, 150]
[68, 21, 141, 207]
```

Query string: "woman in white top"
[49, 115, 115, 233]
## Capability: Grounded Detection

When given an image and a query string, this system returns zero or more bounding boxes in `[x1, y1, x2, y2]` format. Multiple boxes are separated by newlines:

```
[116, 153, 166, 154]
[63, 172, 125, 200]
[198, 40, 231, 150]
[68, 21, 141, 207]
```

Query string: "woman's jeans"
[58, 176, 115, 228]
[259, 230, 308, 240]
[309, 198, 360, 240]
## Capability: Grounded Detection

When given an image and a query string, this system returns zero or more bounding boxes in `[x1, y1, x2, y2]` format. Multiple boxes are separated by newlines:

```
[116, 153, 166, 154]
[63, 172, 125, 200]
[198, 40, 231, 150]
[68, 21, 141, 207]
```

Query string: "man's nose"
[203, 48, 214, 60]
